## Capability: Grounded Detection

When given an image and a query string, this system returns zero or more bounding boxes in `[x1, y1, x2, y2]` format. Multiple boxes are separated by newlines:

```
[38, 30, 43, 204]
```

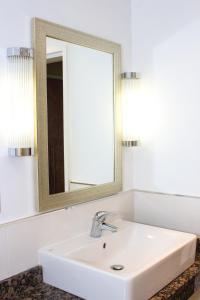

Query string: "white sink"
[39, 220, 196, 300]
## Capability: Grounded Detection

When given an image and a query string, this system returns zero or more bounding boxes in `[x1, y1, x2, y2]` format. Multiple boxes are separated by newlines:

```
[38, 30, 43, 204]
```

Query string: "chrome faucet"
[90, 211, 118, 238]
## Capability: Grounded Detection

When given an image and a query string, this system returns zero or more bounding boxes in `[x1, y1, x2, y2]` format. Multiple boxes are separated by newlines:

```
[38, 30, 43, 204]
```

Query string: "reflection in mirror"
[46, 38, 115, 194]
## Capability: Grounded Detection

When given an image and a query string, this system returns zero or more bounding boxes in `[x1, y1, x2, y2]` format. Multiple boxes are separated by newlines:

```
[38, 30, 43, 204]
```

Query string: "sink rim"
[39, 220, 197, 279]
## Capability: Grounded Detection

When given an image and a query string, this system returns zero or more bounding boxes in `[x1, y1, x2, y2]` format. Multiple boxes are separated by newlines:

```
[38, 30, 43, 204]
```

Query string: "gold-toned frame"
[32, 18, 122, 212]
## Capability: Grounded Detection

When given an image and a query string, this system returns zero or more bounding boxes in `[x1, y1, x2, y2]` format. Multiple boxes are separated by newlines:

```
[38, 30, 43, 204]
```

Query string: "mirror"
[33, 18, 122, 212]
[46, 38, 114, 194]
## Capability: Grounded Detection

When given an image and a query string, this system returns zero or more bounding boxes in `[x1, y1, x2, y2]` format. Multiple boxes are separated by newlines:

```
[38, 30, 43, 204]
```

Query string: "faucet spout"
[101, 222, 118, 232]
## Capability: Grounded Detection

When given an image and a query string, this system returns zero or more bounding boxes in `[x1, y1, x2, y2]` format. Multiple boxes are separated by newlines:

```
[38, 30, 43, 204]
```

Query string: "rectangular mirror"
[46, 38, 114, 194]
[33, 18, 122, 212]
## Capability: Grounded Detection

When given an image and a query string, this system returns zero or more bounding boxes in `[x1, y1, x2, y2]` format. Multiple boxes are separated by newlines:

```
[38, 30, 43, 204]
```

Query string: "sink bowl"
[39, 220, 196, 300]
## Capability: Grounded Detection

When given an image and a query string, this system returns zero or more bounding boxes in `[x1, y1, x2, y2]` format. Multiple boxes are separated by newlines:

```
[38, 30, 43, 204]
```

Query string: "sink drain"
[110, 264, 124, 271]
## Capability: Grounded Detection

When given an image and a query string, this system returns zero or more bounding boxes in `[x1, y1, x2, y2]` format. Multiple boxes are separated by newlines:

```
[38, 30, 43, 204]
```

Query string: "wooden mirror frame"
[32, 18, 122, 212]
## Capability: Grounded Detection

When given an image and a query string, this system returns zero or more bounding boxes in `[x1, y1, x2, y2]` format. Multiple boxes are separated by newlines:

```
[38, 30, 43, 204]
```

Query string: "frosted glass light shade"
[7, 48, 34, 156]
[121, 72, 140, 147]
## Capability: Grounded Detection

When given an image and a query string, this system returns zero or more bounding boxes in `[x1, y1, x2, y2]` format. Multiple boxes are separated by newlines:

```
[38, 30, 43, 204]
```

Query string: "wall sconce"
[121, 72, 140, 147]
[7, 47, 34, 157]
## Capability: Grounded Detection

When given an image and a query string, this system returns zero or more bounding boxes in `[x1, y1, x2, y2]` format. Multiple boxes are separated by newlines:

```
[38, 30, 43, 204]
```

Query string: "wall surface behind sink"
[124, 0, 200, 240]
[129, 0, 200, 197]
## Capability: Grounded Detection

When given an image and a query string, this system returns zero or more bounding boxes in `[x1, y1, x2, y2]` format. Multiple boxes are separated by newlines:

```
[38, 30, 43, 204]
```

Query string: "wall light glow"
[7, 48, 34, 157]
[121, 72, 140, 146]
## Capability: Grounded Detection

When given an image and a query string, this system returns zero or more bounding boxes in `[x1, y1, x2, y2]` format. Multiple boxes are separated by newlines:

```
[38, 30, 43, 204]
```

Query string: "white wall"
[126, 0, 200, 244]
[0, 0, 132, 223]
[130, 0, 200, 196]
[132, 190, 200, 235]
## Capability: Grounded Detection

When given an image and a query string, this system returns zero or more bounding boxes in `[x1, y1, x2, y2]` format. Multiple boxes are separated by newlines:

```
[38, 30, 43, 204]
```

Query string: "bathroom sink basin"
[39, 220, 196, 300]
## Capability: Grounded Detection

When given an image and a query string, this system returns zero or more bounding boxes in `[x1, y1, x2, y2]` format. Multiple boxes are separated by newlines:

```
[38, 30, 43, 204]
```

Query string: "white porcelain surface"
[39, 220, 196, 300]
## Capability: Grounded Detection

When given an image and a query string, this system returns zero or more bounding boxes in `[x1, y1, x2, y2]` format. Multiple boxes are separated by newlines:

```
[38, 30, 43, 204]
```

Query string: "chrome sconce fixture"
[121, 72, 140, 147]
[7, 47, 34, 157]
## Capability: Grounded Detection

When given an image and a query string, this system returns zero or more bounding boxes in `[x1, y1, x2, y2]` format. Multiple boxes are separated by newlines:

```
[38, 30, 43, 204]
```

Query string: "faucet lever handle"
[94, 211, 111, 222]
